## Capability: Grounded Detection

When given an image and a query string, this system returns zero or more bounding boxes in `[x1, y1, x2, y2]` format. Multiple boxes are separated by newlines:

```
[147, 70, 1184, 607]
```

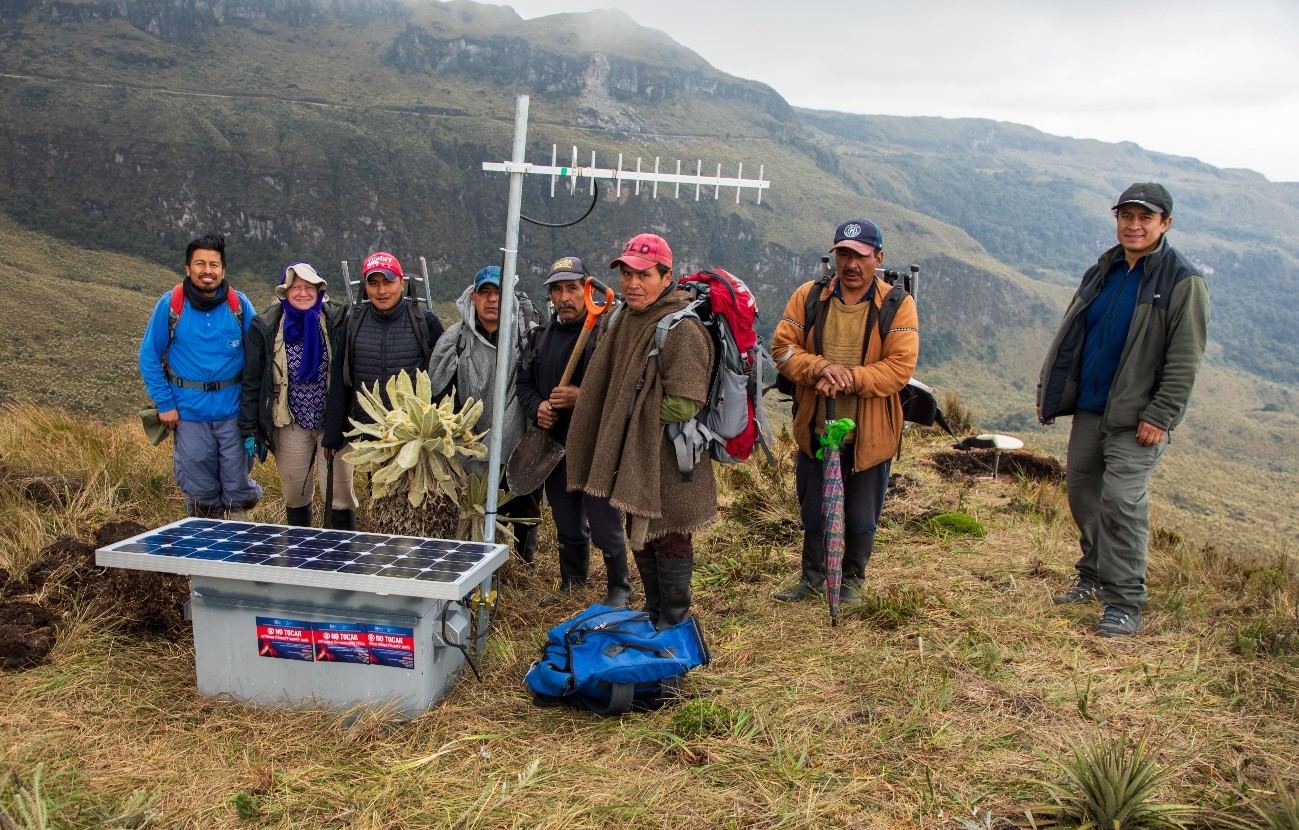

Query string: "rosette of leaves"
[343, 371, 488, 538]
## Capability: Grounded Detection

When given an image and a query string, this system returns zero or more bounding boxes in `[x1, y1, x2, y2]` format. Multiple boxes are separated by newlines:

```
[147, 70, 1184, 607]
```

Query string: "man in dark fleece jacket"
[517, 256, 630, 608]
[1037, 182, 1209, 638]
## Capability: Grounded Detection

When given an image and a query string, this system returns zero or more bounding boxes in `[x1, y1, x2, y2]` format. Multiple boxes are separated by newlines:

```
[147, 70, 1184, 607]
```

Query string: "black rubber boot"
[774, 532, 827, 602]
[515, 524, 539, 573]
[839, 530, 876, 602]
[558, 542, 590, 592]
[634, 550, 660, 621]
[655, 557, 694, 630]
[284, 505, 313, 527]
[601, 549, 631, 609]
[328, 509, 356, 531]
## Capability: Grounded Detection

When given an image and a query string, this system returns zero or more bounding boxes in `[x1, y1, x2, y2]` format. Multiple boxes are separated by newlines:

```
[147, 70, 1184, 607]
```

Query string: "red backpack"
[653, 269, 774, 479]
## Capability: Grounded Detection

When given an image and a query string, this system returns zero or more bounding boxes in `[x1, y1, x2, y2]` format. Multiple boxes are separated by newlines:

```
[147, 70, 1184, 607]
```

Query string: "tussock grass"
[1, 403, 1298, 827]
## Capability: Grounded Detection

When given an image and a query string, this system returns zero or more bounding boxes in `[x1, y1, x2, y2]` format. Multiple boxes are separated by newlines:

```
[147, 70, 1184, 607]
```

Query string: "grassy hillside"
[2, 405, 1297, 827]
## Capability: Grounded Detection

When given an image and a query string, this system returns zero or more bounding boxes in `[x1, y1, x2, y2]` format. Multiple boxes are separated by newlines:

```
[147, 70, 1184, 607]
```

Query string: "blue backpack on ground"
[525, 604, 712, 716]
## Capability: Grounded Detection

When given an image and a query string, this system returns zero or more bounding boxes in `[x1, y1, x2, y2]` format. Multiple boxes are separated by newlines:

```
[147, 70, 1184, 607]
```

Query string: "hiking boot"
[1053, 579, 1100, 605]
[284, 505, 313, 527]
[1095, 605, 1142, 638]
[773, 579, 826, 602]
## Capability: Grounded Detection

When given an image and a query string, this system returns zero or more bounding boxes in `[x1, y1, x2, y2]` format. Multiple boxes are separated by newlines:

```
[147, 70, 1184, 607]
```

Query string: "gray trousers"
[175, 417, 263, 515]
[1066, 410, 1167, 615]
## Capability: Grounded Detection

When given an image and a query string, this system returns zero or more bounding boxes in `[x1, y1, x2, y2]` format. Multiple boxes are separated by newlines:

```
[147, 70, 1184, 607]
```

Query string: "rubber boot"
[655, 557, 694, 630]
[840, 530, 875, 602]
[284, 505, 313, 527]
[601, 549, 631, 609]
[515, 524, 539, 573]
[773, 532, 827, 602]
[634, 550, 660, 621]
[328, 509, 356, 531]
[558, 542, 590, 592]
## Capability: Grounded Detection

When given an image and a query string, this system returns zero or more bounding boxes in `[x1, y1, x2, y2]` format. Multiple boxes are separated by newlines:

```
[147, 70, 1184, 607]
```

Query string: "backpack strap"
[163, 283, 245, 390]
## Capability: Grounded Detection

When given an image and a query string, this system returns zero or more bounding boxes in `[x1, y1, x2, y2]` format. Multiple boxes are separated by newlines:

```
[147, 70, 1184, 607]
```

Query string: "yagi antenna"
[483, 148, 770, 205]
[475, 94, 772, 548]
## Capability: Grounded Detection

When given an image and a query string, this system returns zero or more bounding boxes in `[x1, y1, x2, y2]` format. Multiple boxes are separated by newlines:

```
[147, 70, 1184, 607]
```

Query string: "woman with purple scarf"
[239, 263, 357, 529]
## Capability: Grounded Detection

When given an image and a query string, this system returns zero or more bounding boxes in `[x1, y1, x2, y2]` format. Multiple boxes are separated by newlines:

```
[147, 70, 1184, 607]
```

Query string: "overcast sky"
[496, 0, 1299, 182]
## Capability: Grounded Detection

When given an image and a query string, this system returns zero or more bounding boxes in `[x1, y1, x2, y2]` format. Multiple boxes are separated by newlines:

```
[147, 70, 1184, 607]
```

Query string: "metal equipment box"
[96, 519, 507, 716]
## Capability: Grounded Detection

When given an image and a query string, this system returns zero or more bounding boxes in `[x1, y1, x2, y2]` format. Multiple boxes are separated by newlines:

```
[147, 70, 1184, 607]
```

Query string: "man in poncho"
[565, 233, 716, 629]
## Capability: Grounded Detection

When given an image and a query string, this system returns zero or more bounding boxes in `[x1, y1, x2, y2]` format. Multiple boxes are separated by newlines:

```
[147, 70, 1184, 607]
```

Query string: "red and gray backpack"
[651, 268, 775, 480]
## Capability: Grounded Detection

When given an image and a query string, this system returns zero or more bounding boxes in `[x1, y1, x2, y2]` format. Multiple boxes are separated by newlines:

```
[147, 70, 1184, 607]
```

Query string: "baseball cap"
[275, 262, 326, 299]
[830, 219, 884, 256]
[1113, 182, 1173, 216]
[544, 255, 586, 285]
[610, 233, 672, 272]
[474, 266, 502, 291]
[362, 251, 404, 281]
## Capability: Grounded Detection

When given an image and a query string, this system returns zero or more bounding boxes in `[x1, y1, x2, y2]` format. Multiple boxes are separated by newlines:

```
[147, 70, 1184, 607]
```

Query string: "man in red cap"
[323, 251, 444, 455]
[771, 219, 919, 604]
[565, 233, 716, 629]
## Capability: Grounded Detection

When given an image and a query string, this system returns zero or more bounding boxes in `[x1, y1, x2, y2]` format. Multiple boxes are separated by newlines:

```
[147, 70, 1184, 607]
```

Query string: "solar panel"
[95, 518, 509, 600]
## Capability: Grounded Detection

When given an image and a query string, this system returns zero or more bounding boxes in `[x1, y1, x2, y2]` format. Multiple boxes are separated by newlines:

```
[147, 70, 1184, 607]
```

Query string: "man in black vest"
[517, 256, 630, 607]
[323, 251, 444, 453]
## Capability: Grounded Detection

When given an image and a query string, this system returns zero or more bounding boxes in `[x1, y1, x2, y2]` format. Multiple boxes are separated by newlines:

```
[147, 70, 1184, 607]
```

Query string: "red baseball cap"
[362, 251, 404, 280]
[610, 233, 672, 272]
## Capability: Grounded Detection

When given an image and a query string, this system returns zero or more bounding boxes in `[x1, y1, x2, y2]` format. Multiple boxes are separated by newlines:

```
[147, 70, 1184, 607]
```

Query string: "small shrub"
[847, 587, 926, 630]
[1032, 735, 1194, 829]
[670, 699, 735, 741]
[1244, 779, 1299, 830]
[924, 512, 987, 539]
[943, 391, 978, 435]
[1236, 620, 1299, 659]
[232, 790, 261, 821]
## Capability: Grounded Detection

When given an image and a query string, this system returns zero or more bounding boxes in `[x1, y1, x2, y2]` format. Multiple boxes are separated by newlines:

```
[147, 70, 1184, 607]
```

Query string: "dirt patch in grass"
[0, 520, 189, 671]
[931, 448, 1064, 482]
[0, 600, 55, 669]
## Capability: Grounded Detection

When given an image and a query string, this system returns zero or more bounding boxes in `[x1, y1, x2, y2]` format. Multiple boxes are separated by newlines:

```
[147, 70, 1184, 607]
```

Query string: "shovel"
[507, 276, 616, 494]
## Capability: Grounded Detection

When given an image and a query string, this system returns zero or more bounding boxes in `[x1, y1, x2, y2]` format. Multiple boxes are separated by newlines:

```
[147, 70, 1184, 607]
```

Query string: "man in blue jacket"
[1037, 183, 1209, 637]
[139, 234, 262, 518]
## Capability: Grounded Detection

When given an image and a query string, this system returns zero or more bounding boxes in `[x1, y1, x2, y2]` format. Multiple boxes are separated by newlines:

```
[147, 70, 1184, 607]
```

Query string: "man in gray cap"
[1038, 182, 1209, 637]
[517, 256, 629, 607]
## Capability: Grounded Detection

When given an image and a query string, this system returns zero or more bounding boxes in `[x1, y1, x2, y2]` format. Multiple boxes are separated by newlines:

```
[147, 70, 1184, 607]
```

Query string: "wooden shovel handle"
[558, 324, 594, 387]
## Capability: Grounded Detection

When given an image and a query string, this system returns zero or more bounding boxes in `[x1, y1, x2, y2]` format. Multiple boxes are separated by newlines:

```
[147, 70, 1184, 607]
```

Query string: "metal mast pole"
[482, 94, 529, 545]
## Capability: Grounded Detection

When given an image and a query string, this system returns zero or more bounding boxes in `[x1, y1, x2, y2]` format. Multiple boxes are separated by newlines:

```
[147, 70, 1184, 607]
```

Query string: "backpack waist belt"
[166, 370, 241, 392]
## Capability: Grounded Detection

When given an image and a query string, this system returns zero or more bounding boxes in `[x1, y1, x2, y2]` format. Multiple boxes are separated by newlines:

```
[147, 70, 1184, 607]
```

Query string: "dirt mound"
[1, 520, 189, 672]
[931, 448, 1063, 482]
[0, 601, 55, 670]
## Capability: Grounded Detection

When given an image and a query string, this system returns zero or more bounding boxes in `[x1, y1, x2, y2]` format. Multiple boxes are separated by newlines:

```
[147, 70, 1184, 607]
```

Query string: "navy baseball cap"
[1113, 182, 1173, 216]
[831, 219, 883, 255]
[474, 266, 502, 291]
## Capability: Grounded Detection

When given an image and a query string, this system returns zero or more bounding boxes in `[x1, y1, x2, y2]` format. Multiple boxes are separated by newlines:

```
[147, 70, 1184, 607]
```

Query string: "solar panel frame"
[95, 518, 509, 600]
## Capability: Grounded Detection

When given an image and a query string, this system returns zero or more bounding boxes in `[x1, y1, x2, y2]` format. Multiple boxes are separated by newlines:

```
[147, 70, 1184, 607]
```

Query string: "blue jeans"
[175, 417, 263, 515]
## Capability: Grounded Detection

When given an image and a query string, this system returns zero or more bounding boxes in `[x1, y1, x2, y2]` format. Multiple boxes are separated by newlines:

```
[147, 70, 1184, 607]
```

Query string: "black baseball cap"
[1113, 182, 1173, 216]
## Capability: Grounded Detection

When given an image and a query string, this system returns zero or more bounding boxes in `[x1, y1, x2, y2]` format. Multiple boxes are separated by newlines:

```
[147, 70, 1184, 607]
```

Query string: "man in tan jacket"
[771, 219, 919, 602]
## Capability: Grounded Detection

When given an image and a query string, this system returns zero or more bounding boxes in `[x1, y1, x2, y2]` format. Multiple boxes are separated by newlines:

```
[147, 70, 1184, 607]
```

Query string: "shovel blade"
[506, 427, 564, 494]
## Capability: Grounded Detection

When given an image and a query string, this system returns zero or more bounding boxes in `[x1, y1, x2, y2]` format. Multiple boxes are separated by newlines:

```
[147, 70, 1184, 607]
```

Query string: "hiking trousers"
[1066, 410, 1167, 615]
[175, 417, 263, 515]
[274, 424, 358, 511]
